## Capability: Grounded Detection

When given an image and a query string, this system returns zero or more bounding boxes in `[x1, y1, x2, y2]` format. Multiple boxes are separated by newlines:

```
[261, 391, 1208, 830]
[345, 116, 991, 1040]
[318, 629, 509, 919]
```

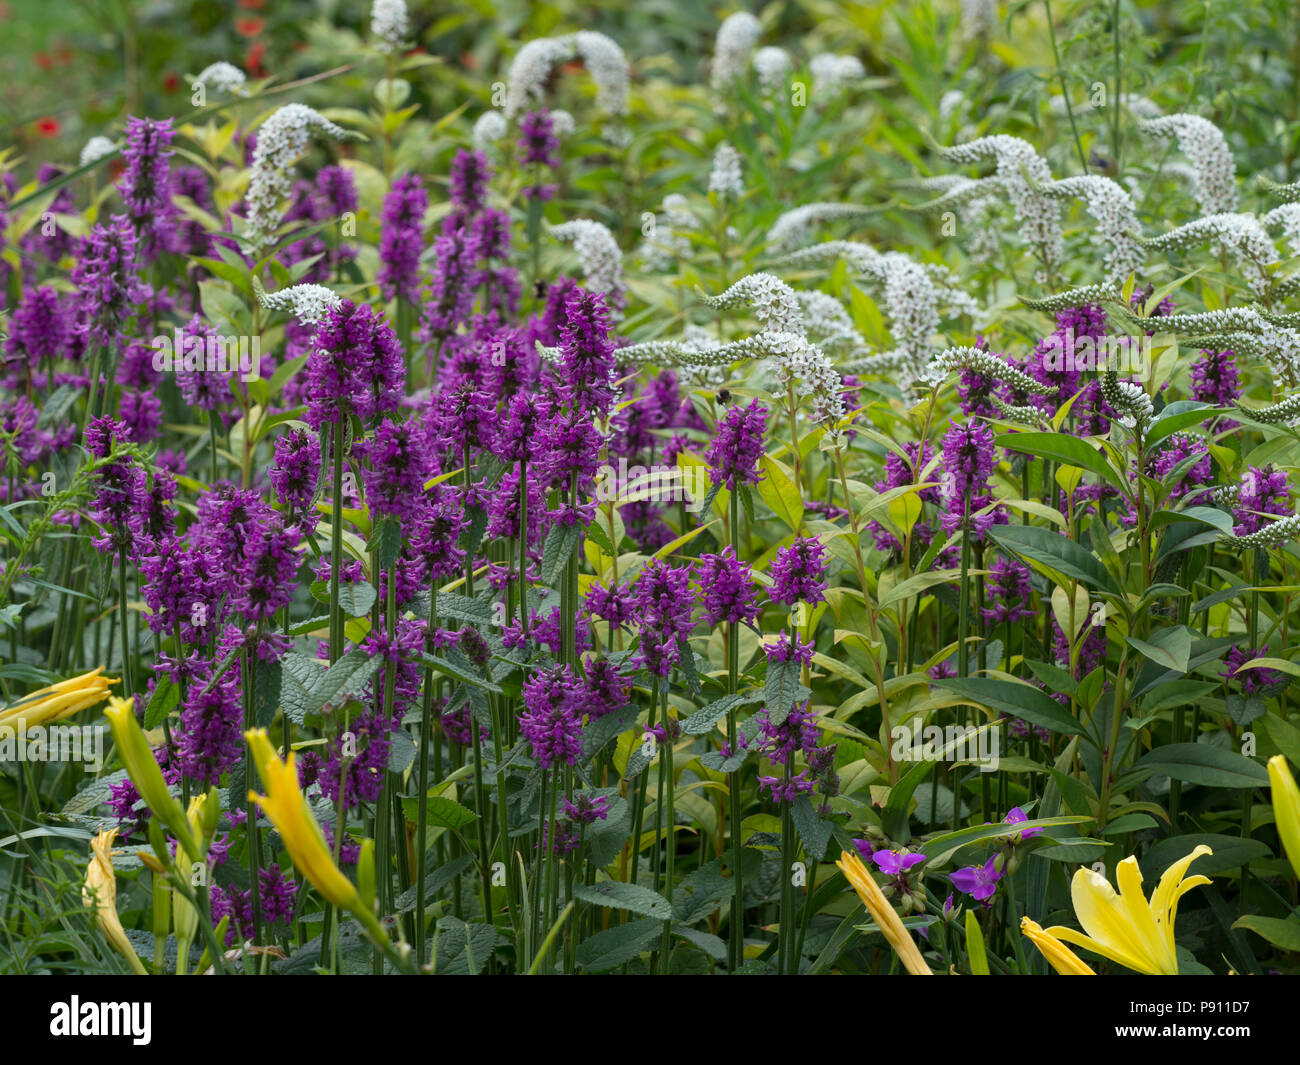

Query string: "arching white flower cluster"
[711, 11, 761, 91]
[773, 241, 974, 383]
[1043, 175, 1145, 284]
[550, 110, 576, 138]
[80, 136, 117, 168]
[708, 142, 745, 199]
[960, 0, 997, 40]
[1140, 114, 1238, 214]
[936, 135, 1064, 277]
[257, 282, 344, 324]
[1102, 373, 1154, 429]
[766, 202, 881, 253]
[504, 32, 629, 119]
[808, 54, 865, 95]
[753, 47, 791, 93]
[245, 104, 354, 249]
[192, 61, 248, 96]
[1140, 213, 1278, 294]
[700, 273, 806, 334]
[551, 219, 625, 308]
[1262, 203, 1300, 257]
[370, 0, 408, 55]
[796, 290, 869, 356]
[471, 111, 507, 150]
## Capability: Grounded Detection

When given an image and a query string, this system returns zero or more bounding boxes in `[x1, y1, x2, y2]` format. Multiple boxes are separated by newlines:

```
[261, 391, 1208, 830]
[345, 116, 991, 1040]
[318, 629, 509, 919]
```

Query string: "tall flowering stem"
[726, 487, 744, 971]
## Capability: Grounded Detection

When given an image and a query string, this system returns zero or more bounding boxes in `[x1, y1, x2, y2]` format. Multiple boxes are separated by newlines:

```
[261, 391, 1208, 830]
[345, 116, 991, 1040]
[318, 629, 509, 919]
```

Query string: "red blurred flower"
[162, 71, 180, 92]
[238, 0, 264, 7]
[246, 41, 266, 77]
[235, 15, 264, 36]
[35, 51, 53, 71]
[35, 116, 60, 137]
[54, 46, 73, 64]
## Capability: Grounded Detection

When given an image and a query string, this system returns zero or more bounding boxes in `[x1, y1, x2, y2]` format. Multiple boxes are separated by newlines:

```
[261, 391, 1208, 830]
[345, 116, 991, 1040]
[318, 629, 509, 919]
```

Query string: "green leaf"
[143, 672, 180, 729]
[935, 676, 1085, 736]
[1148, 506, 1234, 534]
[920, 816, 1094, 868]
[756, 454, 804, 531]
[681, 692, 762, 735]
[878, 568, 974, 610]
[1139, 834, 1270, 878]
[418, 652, 503, 693]
[338, 580, 377, 619]
[1232, 915, 1300, 952]
[308, 647, 384, 715]
[1126, 627, 1192, 673]
[573, 880, 673, 919]
[1134, 745, 1269, 788]
[763, 657, 803, 727]
[790, 796, 832, 860]
[994, 432, 1123, 489]
[575, 917, 660, 972]
[965, 910, 989, 975]
[989, 524, 1123, 599]
[1145, 401, 1218, 448]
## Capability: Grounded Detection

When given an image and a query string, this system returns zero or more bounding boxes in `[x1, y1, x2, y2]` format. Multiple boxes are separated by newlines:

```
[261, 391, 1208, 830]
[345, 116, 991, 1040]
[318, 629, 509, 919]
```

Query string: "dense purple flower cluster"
[705, 399, 767, 489]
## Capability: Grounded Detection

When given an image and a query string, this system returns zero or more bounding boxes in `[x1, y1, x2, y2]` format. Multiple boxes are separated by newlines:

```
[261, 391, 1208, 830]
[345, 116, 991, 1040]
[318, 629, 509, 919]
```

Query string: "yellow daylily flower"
[1020, 916, 1095, 975]
[0, 667, 117, 731]
[83, 828, 148, 975]
[1043, 845, 1213, 975]
[1267, 756, 1300, 880]
[836, 849, 932, 975]
[244, 729, 360, 912]
[103, 696, 196, 856]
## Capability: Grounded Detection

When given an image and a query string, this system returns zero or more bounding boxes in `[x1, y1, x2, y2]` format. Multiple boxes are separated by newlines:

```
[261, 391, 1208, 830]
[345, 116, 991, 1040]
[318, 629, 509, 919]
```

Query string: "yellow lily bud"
[104, 696, 196, 856]
[835, 849, 933, 975]
[0, 667, 117, 731]
[83, 829, 148, 975]
[1020, 916, 1095, 975]
[244, 729, 361, 912]
[1042, 845, 1212, 975]
[135, 850, 167, 875]
[358, 838, 376, 916]
[1268, 755, 1300, 880]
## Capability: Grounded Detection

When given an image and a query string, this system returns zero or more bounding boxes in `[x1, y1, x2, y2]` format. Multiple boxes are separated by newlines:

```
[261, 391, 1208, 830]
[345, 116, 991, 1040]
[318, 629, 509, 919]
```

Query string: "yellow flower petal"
[245, 729, 360, 912]
[835, 850, 932, 976]
[83, 828, 148, 975]
[1020, 916, 1095, 975]
[1069, 865, 1160, 973]
[1115, 856, 1176, 974]
[1268, 757, 1300, 880]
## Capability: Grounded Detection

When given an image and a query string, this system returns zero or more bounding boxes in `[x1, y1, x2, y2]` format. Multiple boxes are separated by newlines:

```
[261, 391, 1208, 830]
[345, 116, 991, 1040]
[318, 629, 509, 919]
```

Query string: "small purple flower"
[950, 855, 1002, 901]
[872, 849, 926, 875]
[1001, 807, 1043, 839]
